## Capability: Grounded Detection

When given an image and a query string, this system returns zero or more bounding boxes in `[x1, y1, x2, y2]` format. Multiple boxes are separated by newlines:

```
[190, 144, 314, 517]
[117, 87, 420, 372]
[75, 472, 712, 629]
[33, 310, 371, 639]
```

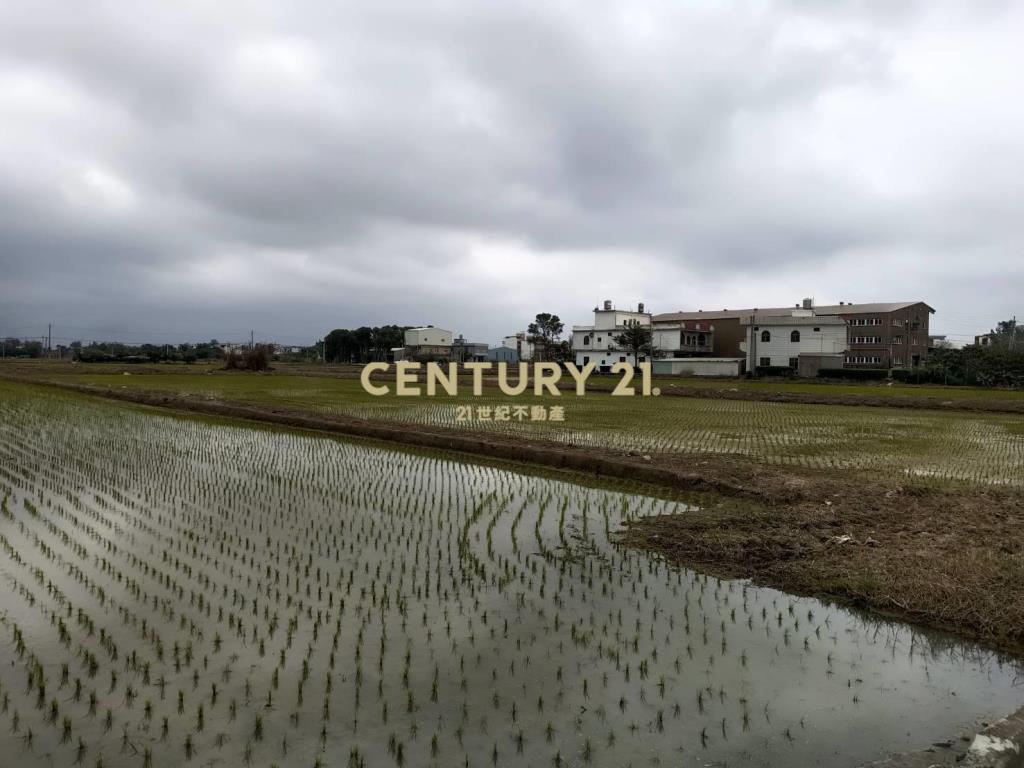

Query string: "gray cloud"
[0, 0, 1021, 347]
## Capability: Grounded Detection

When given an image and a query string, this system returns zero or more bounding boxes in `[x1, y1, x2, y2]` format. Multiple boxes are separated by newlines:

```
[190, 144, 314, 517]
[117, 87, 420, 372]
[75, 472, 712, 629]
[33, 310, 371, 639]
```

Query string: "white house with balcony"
[572, 300, 652, 371]
[740, 311, 847, 376]
[650, 318, 717, 357]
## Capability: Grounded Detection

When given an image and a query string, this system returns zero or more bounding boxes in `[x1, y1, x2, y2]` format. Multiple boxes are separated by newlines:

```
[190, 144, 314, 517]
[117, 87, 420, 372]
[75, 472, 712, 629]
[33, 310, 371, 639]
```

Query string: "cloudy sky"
[1, 0, 1021, 347]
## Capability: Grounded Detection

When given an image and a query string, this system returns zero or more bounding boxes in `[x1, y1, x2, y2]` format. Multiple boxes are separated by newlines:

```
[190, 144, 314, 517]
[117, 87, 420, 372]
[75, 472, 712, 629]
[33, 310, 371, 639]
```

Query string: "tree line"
[322, 326, 409, 363]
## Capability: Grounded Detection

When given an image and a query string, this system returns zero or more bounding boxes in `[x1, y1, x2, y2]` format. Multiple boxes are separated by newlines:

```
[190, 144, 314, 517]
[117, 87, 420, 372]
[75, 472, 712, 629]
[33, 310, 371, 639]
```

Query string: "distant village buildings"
[571, 300, 653, 372]
[651, 299, 934, 375]
[385, 297, 937, 377]
[501, 333, 534, 361]
[391, 326, 489, 362]
[740, 311, 847, 376]
[561, 297, 936, 377]
[452, 335, 488, 363]
[393, 326, 453, 362]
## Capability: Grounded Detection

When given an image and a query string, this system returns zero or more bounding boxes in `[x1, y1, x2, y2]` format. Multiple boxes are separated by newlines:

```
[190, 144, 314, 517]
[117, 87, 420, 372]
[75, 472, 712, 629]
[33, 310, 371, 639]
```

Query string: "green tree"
[527, 313, 564, 362]
[985, 318, 1023, 351]
[613, 322, 653, 365]
[324, 329, 356, 362]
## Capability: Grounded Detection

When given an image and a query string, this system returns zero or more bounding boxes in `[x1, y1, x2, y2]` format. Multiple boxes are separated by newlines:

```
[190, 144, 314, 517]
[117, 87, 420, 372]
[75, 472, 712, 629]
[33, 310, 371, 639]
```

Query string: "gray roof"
[740, 315, 846, 326]
[654, 301, 934, 322]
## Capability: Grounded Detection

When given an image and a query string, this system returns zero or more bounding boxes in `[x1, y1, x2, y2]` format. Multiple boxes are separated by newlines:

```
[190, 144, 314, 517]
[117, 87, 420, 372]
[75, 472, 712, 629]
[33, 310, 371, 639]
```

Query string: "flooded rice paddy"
[0, 385, 1021, 767]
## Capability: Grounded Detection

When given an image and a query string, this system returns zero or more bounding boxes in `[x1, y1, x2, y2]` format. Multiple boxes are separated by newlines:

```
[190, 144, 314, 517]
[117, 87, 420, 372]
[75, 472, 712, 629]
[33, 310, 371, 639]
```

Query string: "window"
[583, 335, 591, 346]
[892, 356, 904, 366]
[893, 336, 904, 345]
[619, 356, 626, 363]
[759, 357, 771, 367]
[761, 330, 771, 343]
[790, 330, 800, 343]
[597, 337, 602, 342]
[813, 327, 820, 332]
[788, 357, 799, 369]
[582, 356, 590, 365]
[892, 319, 904, 327]
[697, 333, 706, 346]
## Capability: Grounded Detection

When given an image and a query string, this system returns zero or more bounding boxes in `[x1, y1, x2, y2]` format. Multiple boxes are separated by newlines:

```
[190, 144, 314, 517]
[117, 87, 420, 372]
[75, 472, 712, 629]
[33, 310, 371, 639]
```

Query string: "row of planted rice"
[0, 383, 1020, 767]
[306, 391, 1024, 486]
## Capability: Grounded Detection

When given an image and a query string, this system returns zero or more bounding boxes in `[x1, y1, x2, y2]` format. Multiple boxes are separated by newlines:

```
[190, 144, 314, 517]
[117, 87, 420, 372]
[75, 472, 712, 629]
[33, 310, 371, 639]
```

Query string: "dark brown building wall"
[709, 318, 745, 357]
[841, 303, 932, 368]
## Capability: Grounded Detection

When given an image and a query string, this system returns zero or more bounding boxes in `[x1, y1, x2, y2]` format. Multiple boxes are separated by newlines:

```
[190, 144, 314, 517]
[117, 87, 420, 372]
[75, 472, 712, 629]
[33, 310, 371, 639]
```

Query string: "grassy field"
[12, 367, 1024, 487]
[9, 358, 1024, 401]
[658, 375, 1024, 400]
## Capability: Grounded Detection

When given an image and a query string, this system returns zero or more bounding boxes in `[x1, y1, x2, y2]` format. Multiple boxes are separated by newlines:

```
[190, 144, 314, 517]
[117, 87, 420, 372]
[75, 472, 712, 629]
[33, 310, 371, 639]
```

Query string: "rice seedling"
[0, 381, 1019, 766]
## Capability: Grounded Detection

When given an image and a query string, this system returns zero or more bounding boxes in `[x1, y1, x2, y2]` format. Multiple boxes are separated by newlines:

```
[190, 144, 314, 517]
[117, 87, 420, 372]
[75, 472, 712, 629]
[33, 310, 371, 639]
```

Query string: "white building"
[650, 318, 717, 357]
[740, 311, 847, 376]
[572, 300, 652, 371]
[403, 326, 453, 361]
[405, 327, 453, 347]
[501, 332, 534, 361]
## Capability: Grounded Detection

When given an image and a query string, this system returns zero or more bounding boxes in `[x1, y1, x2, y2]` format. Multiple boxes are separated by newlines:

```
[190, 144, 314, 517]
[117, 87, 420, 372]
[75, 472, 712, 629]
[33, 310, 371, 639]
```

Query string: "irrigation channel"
[0, 385, 1021, 768]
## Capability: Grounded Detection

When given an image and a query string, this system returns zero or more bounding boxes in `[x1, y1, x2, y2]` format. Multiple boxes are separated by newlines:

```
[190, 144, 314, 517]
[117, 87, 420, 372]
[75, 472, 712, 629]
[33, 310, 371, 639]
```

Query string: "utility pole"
[749, 314, 756, 374]
[250, 329, 254, 350]
[47, 323, 52, 358]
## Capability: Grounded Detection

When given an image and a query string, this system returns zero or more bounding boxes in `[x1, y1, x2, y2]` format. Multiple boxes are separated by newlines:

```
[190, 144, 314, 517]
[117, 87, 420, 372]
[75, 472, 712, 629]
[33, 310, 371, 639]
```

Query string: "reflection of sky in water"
[0, 388, 1020, 768]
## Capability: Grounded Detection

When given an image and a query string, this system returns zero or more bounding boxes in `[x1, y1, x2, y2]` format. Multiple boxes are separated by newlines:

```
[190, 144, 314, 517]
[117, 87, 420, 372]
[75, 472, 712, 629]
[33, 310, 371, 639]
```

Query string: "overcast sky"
[1, 1, 1021, 347]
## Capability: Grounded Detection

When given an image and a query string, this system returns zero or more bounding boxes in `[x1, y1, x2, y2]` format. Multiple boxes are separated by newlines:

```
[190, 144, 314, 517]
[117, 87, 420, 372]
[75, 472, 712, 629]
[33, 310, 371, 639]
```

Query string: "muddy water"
[0, 385, 1020, 768]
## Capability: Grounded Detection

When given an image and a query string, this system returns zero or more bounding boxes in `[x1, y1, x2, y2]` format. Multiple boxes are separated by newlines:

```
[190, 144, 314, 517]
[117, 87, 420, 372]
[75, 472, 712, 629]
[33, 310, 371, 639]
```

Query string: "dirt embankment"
[6, 373, 1024, 656]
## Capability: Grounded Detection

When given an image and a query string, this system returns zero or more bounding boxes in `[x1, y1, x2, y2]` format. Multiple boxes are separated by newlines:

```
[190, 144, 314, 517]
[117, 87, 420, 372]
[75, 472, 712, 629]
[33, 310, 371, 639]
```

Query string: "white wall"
[502, 334, 534, 360]
[651, 327, 678, 353]
[572, 327, 620, 350]
[651, 325, 713, 354]
[572, 305, 657, 368]
[575, 349, 641, 368]
[653, 358, 743, 376]
[741, 323, 846, 369]
[593, 310, 650, 331]
[405, 327, 453, 347]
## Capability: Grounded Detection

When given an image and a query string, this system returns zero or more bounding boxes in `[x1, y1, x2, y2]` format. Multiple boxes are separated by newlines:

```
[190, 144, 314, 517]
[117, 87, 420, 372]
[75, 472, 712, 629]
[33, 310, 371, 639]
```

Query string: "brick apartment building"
[653, 300, 934, 370]
[830, 301, 934, 369]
